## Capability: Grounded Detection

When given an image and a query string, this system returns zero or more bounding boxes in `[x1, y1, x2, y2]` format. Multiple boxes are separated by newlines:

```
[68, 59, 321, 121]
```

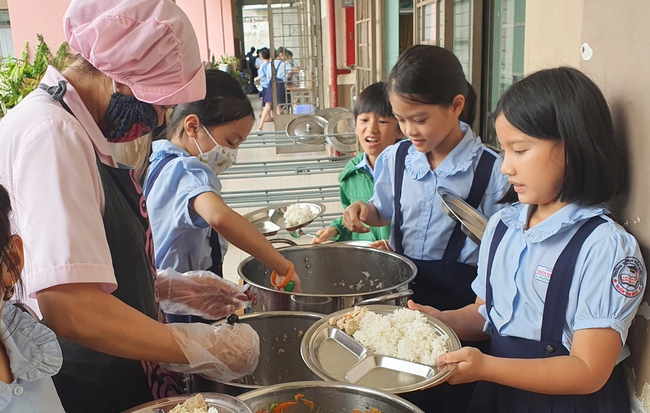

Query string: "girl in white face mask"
[139, 70, 301, 324]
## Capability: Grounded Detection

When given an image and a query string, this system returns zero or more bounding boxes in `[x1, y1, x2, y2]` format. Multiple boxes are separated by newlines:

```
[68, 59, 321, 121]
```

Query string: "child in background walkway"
[411, 66, 644, 413]
[142, 70, 300, 322]
[343, 45, 509, 413]
[0, 183, 65, 413]
[311, 82, 402, 244]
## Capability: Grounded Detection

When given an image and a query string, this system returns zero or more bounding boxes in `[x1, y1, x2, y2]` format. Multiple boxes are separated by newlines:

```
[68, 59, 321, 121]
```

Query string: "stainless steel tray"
[243, 202, 326, 236]
[300, 305, 461, 393]
[437, 187, 488, 245]
[122, 393, 252, 413]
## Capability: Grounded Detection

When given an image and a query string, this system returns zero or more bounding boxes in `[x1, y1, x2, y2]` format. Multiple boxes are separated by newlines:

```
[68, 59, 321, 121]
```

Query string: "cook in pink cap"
[64, 0, 206, 106]
[0, 0, 255, 412]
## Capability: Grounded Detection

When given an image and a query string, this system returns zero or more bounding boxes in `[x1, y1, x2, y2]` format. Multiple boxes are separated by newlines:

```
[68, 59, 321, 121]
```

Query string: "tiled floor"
[220, 96, 344, 284]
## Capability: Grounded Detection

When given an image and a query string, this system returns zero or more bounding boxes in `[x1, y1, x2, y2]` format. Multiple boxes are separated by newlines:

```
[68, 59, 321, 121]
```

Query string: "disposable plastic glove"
[162, 322, 260, 382]
[157, 268, 249, 320]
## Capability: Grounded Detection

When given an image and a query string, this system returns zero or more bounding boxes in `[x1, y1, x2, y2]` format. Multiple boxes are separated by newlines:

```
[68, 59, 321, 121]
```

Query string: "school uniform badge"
[612, 257, 644, 298]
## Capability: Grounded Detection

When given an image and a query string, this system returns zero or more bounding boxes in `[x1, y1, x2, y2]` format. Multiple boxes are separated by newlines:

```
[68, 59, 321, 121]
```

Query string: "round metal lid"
[300, 305, 461, 394]
[123, 393, 252, 413]
[285, 115, 327, 145]
[437, 187, 488, 245]
[316, 107, 351, 121]
[325, 112, 357, 153]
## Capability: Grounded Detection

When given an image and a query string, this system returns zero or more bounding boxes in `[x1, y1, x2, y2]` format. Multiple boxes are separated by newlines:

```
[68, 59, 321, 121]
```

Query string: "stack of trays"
[300, 305, 462, 394]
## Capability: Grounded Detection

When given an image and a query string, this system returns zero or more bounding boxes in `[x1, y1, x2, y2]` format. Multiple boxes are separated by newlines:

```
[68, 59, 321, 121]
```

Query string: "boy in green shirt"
[312, 82, 402, 244]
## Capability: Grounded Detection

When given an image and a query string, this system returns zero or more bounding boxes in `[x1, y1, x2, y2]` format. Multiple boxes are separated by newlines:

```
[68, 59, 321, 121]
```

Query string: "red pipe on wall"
[328, 0, 352, 107]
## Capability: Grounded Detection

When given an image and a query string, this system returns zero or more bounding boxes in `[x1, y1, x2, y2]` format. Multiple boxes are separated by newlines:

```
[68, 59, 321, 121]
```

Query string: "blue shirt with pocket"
[369, 122, 509, 262]
[145, 140, 229, 273]
[472, 202, 646, 363]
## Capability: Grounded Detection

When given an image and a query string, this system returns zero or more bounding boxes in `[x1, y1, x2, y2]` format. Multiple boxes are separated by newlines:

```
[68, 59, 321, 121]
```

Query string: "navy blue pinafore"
[393, 141, 495, 413]
[468, 216, 629, 413]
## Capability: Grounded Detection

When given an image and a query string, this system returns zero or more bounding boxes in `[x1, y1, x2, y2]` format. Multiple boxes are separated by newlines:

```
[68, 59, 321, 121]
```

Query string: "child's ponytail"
[460, 80, 477, 125]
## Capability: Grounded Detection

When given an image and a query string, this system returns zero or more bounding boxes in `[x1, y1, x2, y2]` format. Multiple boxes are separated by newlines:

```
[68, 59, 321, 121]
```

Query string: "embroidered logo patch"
[612, 257, 644, 298]
[533, 265, 553, 283]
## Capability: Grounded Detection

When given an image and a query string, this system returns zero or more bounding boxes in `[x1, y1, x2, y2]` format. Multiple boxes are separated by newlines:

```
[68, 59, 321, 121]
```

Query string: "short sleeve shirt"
[472, 203, 646, 362]
[369, 122, 509, 262]
[0, 67, 118, 316]
[145, 140, 228, 273]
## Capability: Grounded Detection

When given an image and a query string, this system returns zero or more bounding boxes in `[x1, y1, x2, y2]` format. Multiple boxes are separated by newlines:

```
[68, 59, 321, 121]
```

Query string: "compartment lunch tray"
[300, 305, 462, 394]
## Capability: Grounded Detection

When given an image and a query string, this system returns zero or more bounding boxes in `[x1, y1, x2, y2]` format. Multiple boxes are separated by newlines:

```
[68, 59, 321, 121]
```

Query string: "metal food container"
[437, 187, 488, 245]
[300, 305, 462, 394]
[238, 381, 425, 413]
[238, 244, 417, 314]
[122, 393, 252, 413]
[189, 312, 324, 396]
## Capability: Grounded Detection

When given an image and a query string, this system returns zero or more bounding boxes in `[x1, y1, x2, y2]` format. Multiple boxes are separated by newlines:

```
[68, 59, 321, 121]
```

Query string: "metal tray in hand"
[244, 202, 326, 236]
[325, 112, 357, 153]
[300, 305, 461, 394]
[122, 392, 252, 413]
[437, 187, 488, 245]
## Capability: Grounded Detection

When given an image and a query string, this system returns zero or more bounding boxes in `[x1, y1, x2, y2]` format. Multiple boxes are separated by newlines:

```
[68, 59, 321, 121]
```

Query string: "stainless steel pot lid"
[123, 393, 252, 413]
[437, 187, 488, 245]
[285, 115, 327, 145]
[300, 305, 461, 394]
[316, 107, 350, 121]
[243, 202, 326, 236]
[325, 112, 357, 153]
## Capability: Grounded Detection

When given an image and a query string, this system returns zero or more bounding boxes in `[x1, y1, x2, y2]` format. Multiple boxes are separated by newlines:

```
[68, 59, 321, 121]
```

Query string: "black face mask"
[99, 91, 159, 143]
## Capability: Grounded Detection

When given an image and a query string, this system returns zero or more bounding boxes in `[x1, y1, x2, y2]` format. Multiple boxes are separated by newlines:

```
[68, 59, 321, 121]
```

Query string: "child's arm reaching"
[439, 328, 621, 395]
[343, 201, 389, 233]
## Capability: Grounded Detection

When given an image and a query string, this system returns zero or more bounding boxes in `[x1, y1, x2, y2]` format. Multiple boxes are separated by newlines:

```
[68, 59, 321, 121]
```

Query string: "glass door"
[481, 0, 526, 146]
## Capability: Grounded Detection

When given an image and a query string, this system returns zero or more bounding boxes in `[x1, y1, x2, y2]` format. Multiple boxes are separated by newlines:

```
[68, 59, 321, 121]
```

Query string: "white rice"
[352, 308, 448, 366]
[283, 203, 315, 227]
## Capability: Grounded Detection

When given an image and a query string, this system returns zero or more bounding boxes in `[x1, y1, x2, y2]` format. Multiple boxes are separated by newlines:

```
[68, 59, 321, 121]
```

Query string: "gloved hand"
[156, 268, 249, 320]
[162, 322, 260, 382]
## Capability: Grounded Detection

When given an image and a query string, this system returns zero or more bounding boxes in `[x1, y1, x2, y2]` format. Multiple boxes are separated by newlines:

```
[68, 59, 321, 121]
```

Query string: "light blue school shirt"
[472, 203, 646, 363]
[354, 154, 373, 175]
[144, 140, 229, 273]
[370, 122, 509, 262]
[259, 59, 287, 86]
[0, 302, 64, 413]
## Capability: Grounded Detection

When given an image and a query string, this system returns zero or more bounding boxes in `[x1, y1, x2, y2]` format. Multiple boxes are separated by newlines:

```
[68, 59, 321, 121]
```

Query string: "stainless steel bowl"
[239, 244, 417, 314]
[122, 393, 252, 413]
[238, 381, 425, 413]
[189, 312, 324, 396]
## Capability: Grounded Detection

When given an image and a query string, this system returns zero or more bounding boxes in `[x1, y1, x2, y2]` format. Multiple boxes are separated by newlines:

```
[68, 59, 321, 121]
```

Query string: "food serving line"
[124, 111, 489, 412]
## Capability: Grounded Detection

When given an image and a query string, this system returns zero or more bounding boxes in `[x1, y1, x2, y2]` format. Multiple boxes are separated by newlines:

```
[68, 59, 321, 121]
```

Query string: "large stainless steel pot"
[238, 381, 425, 413]
[238, 244, 417, 314]
[189, 312, 323, 396]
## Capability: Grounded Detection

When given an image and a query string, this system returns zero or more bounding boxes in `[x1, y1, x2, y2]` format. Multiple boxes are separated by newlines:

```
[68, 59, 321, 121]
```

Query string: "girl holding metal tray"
[412, 67, 645, 413]
[141, 69, 300, 323]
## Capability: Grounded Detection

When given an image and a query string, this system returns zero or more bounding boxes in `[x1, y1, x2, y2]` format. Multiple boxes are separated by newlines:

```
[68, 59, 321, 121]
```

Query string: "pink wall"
[7, 0, 235, 63]
[8, 0, 71, 57]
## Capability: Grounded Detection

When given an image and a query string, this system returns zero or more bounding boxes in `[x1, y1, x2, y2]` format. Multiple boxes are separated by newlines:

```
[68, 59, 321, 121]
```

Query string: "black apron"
[40, 82, 183, 413]
[393, 141, 495, 413]
[468, 216, 630, 413]
[145, 153, 223, 324]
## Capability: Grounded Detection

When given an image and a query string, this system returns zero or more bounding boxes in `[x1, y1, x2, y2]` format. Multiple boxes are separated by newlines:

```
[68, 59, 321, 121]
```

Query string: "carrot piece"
[369, 408, 381, 413]
[272, 401, 299, 413]
[255, 409, 267, 413]
[302, 398, 314, 409]
[352, 410, 363, 413]
[294, 393, 305, 400]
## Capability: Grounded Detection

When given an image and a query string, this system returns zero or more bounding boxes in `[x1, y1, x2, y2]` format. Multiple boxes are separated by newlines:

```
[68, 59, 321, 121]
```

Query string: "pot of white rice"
[238, 244, 417, 314]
